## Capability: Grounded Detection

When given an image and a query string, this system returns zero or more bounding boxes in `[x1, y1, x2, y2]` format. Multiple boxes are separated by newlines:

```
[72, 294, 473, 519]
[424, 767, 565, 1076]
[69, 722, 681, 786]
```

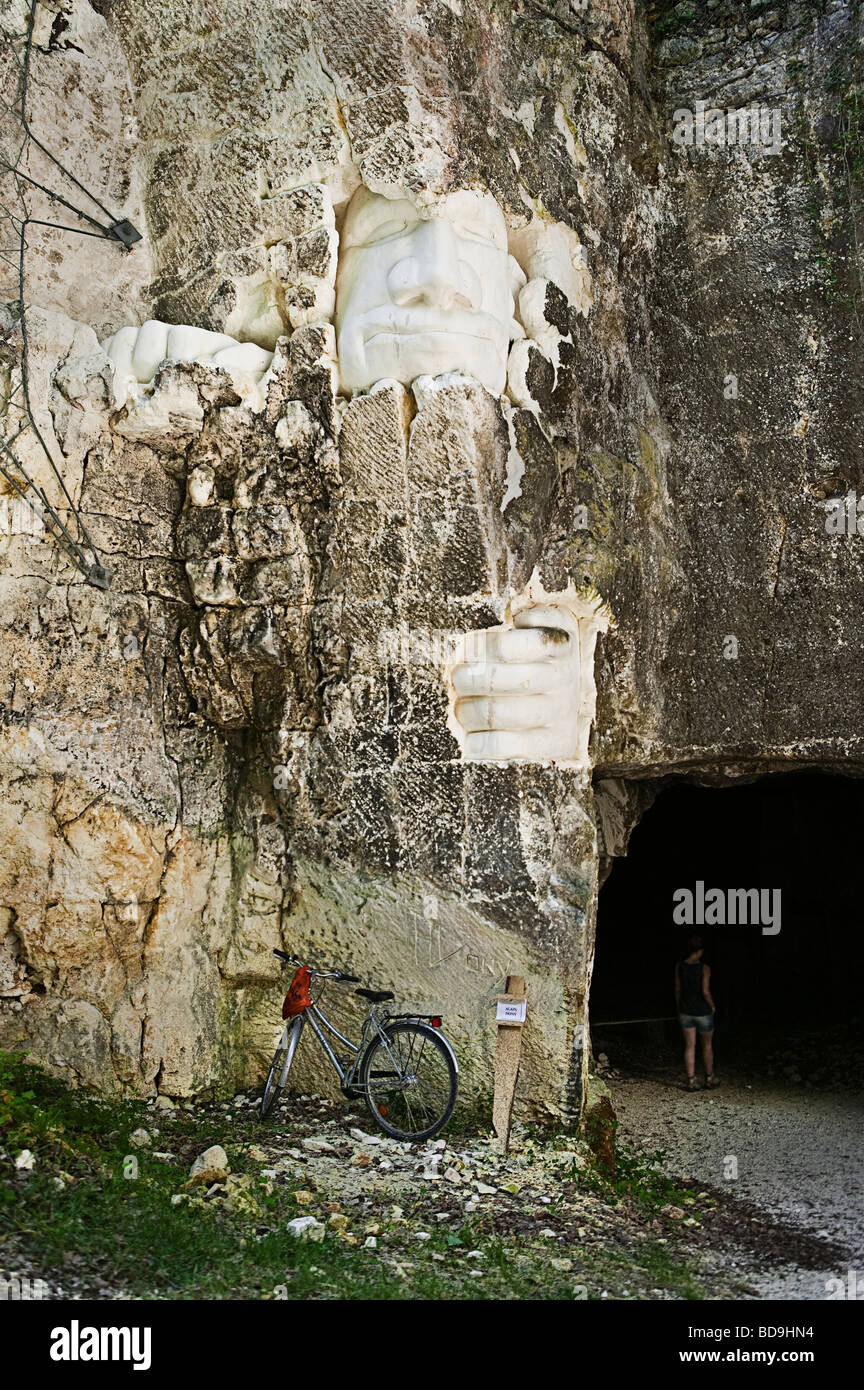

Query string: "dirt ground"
[602, 1029, 864, 1301]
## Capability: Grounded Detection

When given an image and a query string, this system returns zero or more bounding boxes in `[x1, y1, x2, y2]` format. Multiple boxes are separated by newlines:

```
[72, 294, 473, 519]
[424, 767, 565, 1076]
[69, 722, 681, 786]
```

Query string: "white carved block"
[335, 187, 525, 397]
[447, 576, 611, 767]
[102, 320, 274, 411]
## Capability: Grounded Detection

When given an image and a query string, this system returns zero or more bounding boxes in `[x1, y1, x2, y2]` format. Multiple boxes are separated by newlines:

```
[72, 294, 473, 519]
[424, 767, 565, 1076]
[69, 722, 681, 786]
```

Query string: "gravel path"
[609, 1070, 864, 1300]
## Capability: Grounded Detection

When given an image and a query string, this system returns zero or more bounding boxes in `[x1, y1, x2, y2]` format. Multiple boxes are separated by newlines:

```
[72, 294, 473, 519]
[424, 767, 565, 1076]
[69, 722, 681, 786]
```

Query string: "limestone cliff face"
[594, 0, 864, 781]
[0, 0, 861, 1113]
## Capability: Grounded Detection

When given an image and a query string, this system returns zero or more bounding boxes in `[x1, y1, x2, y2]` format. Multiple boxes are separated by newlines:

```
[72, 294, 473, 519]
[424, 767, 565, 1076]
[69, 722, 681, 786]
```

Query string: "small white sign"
[496, 999, 527, 1024]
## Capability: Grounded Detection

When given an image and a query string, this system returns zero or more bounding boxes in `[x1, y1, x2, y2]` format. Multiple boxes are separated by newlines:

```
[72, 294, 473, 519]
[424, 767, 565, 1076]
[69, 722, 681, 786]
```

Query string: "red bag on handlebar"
[282, 964, 312, 1018]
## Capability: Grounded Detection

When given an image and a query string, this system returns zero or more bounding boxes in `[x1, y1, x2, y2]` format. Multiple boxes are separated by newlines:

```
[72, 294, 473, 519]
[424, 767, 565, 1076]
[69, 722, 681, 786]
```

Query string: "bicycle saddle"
[355, 988, 395, 1003]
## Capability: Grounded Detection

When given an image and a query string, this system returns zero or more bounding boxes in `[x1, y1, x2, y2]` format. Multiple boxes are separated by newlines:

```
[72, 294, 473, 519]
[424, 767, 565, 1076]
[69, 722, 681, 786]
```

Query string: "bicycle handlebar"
[272, 949, 360, 983]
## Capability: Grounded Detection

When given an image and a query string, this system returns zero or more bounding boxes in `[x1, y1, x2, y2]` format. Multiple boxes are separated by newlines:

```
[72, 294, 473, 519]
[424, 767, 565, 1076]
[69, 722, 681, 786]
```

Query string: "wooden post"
[492, 975, 527, 1156]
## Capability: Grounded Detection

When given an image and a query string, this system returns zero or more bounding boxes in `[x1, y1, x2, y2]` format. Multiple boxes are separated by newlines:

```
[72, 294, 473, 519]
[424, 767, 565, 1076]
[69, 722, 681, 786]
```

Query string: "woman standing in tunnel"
[675, 935, 720, 1091]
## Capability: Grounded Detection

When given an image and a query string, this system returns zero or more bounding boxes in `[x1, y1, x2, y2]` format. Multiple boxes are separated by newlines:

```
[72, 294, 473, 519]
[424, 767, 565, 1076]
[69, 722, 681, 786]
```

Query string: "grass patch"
[0, 1051, 717, 1300]
[576, 1141, 687, 1209]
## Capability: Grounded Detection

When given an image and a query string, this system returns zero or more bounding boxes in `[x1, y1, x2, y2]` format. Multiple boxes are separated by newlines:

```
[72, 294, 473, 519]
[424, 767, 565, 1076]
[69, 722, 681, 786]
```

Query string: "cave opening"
[589, 772, 864, 1083]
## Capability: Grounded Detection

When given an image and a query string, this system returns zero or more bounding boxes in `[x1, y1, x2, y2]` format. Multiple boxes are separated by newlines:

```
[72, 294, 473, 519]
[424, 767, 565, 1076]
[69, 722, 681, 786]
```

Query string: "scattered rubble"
[189, 1145, 231, 1186]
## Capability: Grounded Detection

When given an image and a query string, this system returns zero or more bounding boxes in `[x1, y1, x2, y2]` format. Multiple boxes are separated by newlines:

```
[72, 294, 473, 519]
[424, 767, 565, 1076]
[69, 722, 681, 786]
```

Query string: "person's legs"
[699, 1029, 714, 1078]
[682, 1025, 697, 1080]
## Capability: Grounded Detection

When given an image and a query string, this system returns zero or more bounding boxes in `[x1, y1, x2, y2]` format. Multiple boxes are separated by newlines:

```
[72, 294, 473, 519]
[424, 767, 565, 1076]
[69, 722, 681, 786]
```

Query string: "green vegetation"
[795, 43, 864, 317]
[1, 1051, 716, 1300]
[648, 3, 695, 41]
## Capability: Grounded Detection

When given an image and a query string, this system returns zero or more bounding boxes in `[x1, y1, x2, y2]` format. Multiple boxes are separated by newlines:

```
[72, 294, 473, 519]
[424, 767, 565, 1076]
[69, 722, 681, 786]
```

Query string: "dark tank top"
[678, 960, 710, 1014]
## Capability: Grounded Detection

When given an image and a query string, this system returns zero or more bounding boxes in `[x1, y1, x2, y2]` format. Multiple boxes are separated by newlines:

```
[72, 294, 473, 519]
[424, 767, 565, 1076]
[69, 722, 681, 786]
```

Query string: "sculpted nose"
[387, 219, 481, 310]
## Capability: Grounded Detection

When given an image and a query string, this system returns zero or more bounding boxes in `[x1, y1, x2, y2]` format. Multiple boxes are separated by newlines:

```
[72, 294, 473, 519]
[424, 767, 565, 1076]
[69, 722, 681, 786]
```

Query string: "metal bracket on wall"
[0, 0, 143, 590]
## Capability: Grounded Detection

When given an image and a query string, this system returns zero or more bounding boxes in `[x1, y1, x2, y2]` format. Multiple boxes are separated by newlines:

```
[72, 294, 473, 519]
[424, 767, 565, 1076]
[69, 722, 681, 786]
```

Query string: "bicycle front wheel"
[260, 1016, 303, 1119]
[361, 1022, 457, 1142]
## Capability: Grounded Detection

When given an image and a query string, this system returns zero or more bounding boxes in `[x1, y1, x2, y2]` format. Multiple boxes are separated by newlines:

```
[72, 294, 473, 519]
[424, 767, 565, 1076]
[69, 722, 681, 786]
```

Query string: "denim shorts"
[679, 1012, 714, 1033]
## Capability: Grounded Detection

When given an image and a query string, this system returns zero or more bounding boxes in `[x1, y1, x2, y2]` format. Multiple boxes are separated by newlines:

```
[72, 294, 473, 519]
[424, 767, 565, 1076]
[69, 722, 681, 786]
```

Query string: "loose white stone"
[189, 1144, 230, 1179]
[286, 1216, 326, 1242]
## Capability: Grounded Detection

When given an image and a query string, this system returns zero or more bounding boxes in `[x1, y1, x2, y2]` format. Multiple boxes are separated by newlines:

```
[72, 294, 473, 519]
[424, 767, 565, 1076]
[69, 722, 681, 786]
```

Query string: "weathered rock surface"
[1, 0, 862, 1116]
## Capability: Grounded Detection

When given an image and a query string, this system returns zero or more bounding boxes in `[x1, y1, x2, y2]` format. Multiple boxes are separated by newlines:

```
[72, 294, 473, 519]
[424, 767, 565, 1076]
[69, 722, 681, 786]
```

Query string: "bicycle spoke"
[363, 1023, 456, 1139]
[402, 1083, 418, 1132]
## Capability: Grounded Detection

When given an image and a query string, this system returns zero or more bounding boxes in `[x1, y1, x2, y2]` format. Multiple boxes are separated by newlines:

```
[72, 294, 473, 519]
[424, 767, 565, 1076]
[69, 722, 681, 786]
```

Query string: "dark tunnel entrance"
[589, 773, 864, 1083]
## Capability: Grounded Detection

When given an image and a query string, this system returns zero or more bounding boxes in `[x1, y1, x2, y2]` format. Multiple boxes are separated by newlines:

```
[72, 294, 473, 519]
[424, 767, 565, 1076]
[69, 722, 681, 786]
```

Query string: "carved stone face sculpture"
[336, 187, 524, 397]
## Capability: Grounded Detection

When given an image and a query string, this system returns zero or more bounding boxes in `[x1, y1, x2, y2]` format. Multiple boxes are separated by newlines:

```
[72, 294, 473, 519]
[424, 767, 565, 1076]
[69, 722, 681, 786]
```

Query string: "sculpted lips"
[366, 328, 493, 343]
[334, 187, 520, 395]
[356, 308, 509, 346]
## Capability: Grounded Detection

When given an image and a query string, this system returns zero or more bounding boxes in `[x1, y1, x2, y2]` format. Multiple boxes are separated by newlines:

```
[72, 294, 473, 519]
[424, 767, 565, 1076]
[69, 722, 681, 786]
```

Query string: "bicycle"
[260, 950, 459, 1141]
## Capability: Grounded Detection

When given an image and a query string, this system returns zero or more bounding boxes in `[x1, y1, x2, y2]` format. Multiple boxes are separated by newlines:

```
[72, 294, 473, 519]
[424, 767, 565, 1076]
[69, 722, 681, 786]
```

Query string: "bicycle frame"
[291, 998, 403, 1095]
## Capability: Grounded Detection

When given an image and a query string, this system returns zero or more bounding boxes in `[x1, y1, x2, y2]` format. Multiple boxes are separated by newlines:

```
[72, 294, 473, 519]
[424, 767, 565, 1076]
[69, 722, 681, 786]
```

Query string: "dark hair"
[687, 934, 703, 952]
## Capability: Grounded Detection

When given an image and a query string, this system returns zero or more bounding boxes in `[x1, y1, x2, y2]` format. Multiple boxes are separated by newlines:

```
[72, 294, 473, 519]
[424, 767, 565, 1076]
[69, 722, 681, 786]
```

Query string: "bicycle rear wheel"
[361, 1022, 457, 1141]
[260, 1016, 303, 1119]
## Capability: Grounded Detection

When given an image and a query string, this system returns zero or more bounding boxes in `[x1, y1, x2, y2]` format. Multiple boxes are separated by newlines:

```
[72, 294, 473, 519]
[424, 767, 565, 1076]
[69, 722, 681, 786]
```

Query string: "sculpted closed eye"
[357, 218, 417, 246]
[455, 222, 501, 246]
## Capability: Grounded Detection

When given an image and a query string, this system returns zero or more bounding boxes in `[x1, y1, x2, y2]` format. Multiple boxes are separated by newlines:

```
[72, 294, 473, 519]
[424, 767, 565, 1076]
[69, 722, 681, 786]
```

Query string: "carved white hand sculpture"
[449, 604, 583, 762]
[336, 187, 525, 397]
[102, 320, 273, 408]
